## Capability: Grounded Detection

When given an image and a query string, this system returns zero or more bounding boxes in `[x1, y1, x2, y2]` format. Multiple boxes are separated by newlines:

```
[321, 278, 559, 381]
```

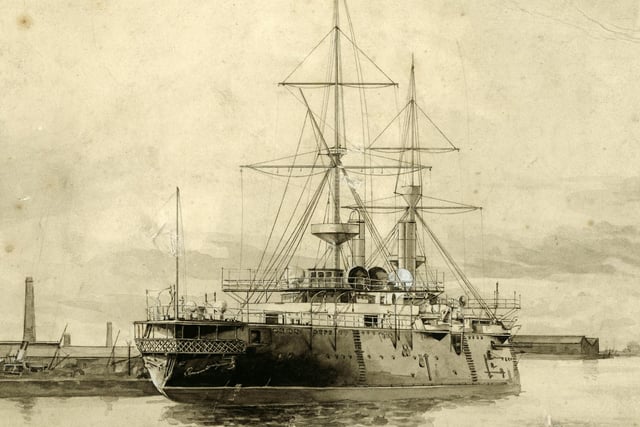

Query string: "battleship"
[135, 0, 521, 404]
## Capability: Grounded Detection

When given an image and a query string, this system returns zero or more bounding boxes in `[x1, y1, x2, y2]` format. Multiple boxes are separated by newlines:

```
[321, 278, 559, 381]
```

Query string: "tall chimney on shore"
[106, 322, 113, 348]
[23, 276, 36, 343]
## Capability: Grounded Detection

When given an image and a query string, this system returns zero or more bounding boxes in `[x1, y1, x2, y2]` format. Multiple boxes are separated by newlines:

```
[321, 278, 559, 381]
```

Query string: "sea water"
[1, 357, 639, 426]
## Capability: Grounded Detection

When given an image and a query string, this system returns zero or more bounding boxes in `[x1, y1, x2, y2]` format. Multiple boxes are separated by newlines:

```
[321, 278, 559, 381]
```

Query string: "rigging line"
[321, 27, 333, 138]
[417, 214, 470, 301]
[299, 89, 334, 161]
[255, 113, 311, 274]
[457, 153, 467, 270]
[322, 184, 332, 266]
[342, 169, 395, 272]
[240, 168, 244, 270]
[420, 208, 479, 215]
[155, 191, 178, 212]
[367, 103, 411, 149]
[419, 232, 435, 286]
[280, 83, 396, 88]
[401, 89, 415, 188]
[480, 209, 487, 291]
[335, 27, 396, 85]
[259, 157, 321, 281]
[415, 211, 497, 322]
[257, 171, 330, 300]
[422, 194, 480, 208]
[149, 191, 179, 253]
[261, 164, 325, 272]
[324, 185, 332, 222]
[456, 40, 471, 279]
[283, 85, 358, 155]
[361, 208, 407, 214]
[416, 99, 425, 190]
[314, 216, 327, 267]
[281, 28, 336, 83]
[347, 148, 432, 168]
[392, 82, 401, 230]
[178, 189, 187, 306]
[260, 168, 327, 280]
[249, 169, 328, 178]
[395, 94, 413, 193]
[409, 62, 421, 188]
[353, 194, 398, 204]
[322, 13, 336, 138]
[347, 169, 423, 177]
[340, 246, 350, 270]
[416, 104, 459, 150]
[248, 167, 327, 188]
[262, 176, 274, 260]
[420, 196, 427, 280]
[308, 107, 331, 156]
[365, 211, 406, 265]
[369, 147, 457, 153]
[242, 149, 318, 168]
[313, 246, 333, 269]
[343, 0, 372, 208]
[339, 26, 348, 157]
[456, 41, 471, 150]
[415, 230, 428, 278]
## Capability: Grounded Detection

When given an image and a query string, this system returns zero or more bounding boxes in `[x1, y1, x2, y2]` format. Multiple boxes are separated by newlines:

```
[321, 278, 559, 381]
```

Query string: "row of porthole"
[317, 353, 442, 361]
[324, 354, 353, 360]
[276, 351, 459, 367]
[467, 335, 485, 340]
[360, 330, 394, 337]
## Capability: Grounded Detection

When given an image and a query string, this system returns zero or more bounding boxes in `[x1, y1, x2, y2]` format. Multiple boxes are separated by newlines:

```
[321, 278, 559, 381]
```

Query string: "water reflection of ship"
[135, 0, 522, 404]
[160, 390, 519, 426]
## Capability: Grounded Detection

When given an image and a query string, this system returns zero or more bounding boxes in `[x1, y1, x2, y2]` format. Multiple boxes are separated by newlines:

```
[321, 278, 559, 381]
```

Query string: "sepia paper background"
[1, 0, 639, 356]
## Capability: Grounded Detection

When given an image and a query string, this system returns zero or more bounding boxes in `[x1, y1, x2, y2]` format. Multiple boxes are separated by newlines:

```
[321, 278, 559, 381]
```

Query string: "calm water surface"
[2, 357, 639, 426]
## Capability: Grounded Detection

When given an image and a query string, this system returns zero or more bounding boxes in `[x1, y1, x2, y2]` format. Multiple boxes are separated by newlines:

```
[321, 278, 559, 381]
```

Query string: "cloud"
[459, 220, 640, 279]
[566, 176, 640, 217]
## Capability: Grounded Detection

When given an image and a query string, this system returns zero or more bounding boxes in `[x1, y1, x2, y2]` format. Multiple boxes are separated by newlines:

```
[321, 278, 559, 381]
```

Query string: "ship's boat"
[134, 0, 521, 404]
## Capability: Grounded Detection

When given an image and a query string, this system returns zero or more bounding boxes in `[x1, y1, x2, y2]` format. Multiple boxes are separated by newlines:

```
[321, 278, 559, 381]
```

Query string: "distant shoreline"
[0, 378, 157, 398]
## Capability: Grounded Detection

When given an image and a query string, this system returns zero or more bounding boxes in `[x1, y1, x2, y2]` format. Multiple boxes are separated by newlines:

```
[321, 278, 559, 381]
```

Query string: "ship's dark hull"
[162, 353, 346, 387]
[139, 323, 520, 403]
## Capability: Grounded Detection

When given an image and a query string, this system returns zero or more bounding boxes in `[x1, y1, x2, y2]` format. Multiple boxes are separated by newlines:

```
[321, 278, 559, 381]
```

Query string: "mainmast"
[249, 0, 398, 279]
[307, 0, 360, 271]
[331, 0, 344, 269]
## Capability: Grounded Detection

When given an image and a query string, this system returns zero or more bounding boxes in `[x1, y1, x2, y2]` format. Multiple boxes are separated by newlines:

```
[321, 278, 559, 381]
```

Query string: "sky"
[1, 0, 640, 349]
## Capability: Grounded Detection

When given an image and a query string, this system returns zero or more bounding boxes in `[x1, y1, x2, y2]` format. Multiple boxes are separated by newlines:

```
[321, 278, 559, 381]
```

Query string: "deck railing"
[465, 296, 521, 310]
[144, 302, 221, 322]
[221, 307, 419, 330]
[221, 268, 445, 293]
[135, 338, 246, 354]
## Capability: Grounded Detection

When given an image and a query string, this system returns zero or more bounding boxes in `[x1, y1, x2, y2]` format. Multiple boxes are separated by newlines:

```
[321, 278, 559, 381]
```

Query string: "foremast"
[396, 59, 422, 279]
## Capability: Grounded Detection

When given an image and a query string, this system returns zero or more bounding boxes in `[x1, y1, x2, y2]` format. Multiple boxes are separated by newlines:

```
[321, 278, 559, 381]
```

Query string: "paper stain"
[17, 14, 33, 30]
